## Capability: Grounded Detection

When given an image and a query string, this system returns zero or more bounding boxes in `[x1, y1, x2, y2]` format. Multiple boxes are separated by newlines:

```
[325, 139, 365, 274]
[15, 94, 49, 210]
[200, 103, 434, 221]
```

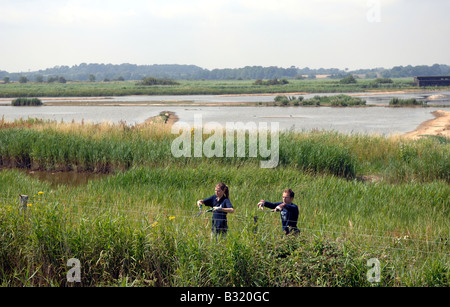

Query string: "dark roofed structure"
[414, 76, 450, 87]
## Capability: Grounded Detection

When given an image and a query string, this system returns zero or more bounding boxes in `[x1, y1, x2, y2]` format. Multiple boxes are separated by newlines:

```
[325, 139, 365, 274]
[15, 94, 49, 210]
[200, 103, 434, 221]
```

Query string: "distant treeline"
[1, 63, 449, 82]
[353, 64, 450, 79]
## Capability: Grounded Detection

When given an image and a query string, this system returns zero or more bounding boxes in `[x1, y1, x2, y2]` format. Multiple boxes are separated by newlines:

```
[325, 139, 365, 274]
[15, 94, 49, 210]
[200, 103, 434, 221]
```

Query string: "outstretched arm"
[258, 200, 282, 210]
[199, 196, 215, 208]
[215, 199, 234, 214]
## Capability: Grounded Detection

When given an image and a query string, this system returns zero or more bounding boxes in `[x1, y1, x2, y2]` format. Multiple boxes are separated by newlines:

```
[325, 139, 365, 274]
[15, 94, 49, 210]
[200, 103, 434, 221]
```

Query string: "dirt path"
[403, 110, 450, 140]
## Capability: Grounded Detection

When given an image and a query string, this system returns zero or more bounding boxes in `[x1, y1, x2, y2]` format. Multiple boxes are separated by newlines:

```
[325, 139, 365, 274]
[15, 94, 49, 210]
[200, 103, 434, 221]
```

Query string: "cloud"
[0, 0, 448, 72]
[49, 0, 141, 28]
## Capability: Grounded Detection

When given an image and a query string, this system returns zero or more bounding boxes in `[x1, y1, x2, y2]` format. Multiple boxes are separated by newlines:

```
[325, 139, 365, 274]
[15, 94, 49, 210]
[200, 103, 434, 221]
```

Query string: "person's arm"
[198, 196, 215, 208]
[213, 199, 234, 214]
[214, 207, 234, 213]
[258, 200, 282, 210]
[273, 203, 286, 212]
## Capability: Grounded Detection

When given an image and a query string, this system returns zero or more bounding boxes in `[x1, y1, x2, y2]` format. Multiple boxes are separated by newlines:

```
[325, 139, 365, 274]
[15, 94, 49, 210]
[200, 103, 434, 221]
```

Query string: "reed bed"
[0, 165, 448, 287]
[0, 79, 420, 98]
[0, 118, 448, 182]
[0, 119, 448, 287]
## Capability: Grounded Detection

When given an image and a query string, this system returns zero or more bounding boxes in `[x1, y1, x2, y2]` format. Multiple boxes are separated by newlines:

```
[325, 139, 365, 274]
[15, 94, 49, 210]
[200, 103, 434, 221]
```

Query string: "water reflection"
[1, 168, 107, 187]
[29, 170, 106, 187]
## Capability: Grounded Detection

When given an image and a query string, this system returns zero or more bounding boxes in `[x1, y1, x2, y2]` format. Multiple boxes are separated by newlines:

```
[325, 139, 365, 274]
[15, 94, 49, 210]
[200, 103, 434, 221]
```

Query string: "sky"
[0, 0, 449, 73]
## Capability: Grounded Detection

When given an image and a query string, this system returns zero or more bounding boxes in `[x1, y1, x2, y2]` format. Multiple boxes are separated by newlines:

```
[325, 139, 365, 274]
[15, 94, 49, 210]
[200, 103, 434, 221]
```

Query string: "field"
[0, 78, 439, 98]
[0, 117, 448, 287]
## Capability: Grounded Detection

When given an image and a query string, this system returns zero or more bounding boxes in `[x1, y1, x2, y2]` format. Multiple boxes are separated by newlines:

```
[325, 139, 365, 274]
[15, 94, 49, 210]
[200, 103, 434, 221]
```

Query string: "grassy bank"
[0, 165, 448, 287]
[1, 118, 448, 182]
[0, 78, 439, 98]
[0, 119, 448, 287]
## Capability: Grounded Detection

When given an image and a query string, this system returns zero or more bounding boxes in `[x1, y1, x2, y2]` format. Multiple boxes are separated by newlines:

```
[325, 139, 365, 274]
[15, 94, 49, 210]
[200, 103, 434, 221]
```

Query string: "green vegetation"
[374, 78, 393, 84]
[18, 76, 29, 84]
[339, 75, 357, 84]
[11, 98, 43, 106]
[0, 78, 433, 98]
[2, 63, 449, 82]
[272, 94, 366, 107]
[137, 77, 180, 86]
[0, 119, 448, 287]
[253, 78, 289, 86]
[1, 118, 449, 182]
[389, 98, 424, 106]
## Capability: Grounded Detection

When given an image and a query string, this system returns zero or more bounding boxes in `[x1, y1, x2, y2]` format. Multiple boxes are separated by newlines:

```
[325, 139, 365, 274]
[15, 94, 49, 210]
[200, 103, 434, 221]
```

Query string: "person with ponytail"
[197, 183, 234, 238]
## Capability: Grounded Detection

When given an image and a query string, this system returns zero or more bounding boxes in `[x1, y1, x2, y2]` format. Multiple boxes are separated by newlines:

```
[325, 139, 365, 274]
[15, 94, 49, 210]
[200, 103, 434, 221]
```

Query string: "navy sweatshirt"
[202, 195, 233, 233]
[263, 201, 299, 234]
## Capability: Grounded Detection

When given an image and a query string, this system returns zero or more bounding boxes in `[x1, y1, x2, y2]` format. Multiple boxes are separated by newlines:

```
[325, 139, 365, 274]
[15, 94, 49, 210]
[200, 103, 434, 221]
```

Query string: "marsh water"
[1, 91, 449, 135]
[1, 91, 449, 186]
[10, 168, 107, 188]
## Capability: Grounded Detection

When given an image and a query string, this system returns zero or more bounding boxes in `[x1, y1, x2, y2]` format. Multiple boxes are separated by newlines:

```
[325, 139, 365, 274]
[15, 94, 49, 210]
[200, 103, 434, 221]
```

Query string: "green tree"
[138, 77, 179, 86]
[47, 76, 56, 83]
[339, 75, 357, 84]
[18, 76, 28, 84]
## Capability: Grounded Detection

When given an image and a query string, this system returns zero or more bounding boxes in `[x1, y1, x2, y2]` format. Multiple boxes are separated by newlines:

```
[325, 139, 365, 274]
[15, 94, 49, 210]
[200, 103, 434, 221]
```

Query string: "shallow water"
[1, 90, 449, 135]
[0, 103, 446, 135]
[1, 91, 448, 186]
[1, 90, 449, 106]
[0, 167, 107, 187]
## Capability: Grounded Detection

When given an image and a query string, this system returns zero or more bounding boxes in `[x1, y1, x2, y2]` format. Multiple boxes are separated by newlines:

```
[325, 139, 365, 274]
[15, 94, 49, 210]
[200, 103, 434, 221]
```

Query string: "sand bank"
[141, 111, 179, 126]
[403, 110, 450, 140]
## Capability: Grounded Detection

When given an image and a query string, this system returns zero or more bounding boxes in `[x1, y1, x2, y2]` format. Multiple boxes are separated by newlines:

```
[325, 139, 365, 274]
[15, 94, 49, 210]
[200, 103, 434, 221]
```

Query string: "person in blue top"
[258, 188, 300, 235]
[198, 183, 234, 238]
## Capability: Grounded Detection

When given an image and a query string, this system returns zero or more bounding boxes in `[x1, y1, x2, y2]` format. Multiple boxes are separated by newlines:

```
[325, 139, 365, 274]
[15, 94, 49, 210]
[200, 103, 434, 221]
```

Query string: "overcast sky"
[1, 0, 449, 73]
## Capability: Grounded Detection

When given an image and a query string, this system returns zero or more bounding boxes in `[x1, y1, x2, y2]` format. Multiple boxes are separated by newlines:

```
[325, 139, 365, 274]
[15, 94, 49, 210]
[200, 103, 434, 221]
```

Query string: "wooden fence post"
[19, 195, 28, 213]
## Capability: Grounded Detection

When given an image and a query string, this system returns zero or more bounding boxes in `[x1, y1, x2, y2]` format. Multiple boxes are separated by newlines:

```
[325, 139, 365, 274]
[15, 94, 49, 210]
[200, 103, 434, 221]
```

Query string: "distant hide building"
[414, 76, 450, 87]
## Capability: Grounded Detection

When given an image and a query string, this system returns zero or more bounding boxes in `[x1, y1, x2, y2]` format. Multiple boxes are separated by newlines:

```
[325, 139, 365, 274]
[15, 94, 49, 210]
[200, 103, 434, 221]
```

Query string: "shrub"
[389, 98, 423, 106]
[339, 75, 357, 84]
[375, 78, 393, 84]
[274, 95, 289, 106]
[11, 98, 43, 106]
[137, 77, 179, 86]
[253, 78, 289, 86]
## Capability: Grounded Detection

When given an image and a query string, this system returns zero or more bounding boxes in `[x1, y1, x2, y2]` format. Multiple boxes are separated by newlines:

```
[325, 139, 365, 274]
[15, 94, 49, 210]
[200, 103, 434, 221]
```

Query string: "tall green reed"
[0, 165, 448, 287]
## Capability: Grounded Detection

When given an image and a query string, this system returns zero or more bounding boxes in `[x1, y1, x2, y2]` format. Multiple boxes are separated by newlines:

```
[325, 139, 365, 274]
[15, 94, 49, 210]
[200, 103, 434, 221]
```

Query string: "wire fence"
[0, 192, 449, 256]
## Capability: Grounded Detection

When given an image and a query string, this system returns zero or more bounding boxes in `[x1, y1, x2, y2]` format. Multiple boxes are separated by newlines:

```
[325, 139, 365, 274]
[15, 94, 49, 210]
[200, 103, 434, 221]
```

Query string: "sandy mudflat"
[403, 110, 450, 140]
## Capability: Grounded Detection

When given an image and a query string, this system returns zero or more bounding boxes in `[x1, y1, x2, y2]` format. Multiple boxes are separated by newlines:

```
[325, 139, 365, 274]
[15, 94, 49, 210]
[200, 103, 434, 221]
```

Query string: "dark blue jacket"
[263, 201, 299, 234]
[203, 195, 233, 233]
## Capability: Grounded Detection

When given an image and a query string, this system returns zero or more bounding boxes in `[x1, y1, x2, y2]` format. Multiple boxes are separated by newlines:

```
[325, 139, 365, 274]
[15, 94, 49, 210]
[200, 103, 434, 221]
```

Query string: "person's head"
[215, 183, 229, 199]
[282, 188, 294, 204]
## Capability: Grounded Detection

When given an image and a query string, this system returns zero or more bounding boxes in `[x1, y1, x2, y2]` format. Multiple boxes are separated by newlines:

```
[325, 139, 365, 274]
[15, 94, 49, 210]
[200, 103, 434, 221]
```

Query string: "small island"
[11, 97, 43, 106]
